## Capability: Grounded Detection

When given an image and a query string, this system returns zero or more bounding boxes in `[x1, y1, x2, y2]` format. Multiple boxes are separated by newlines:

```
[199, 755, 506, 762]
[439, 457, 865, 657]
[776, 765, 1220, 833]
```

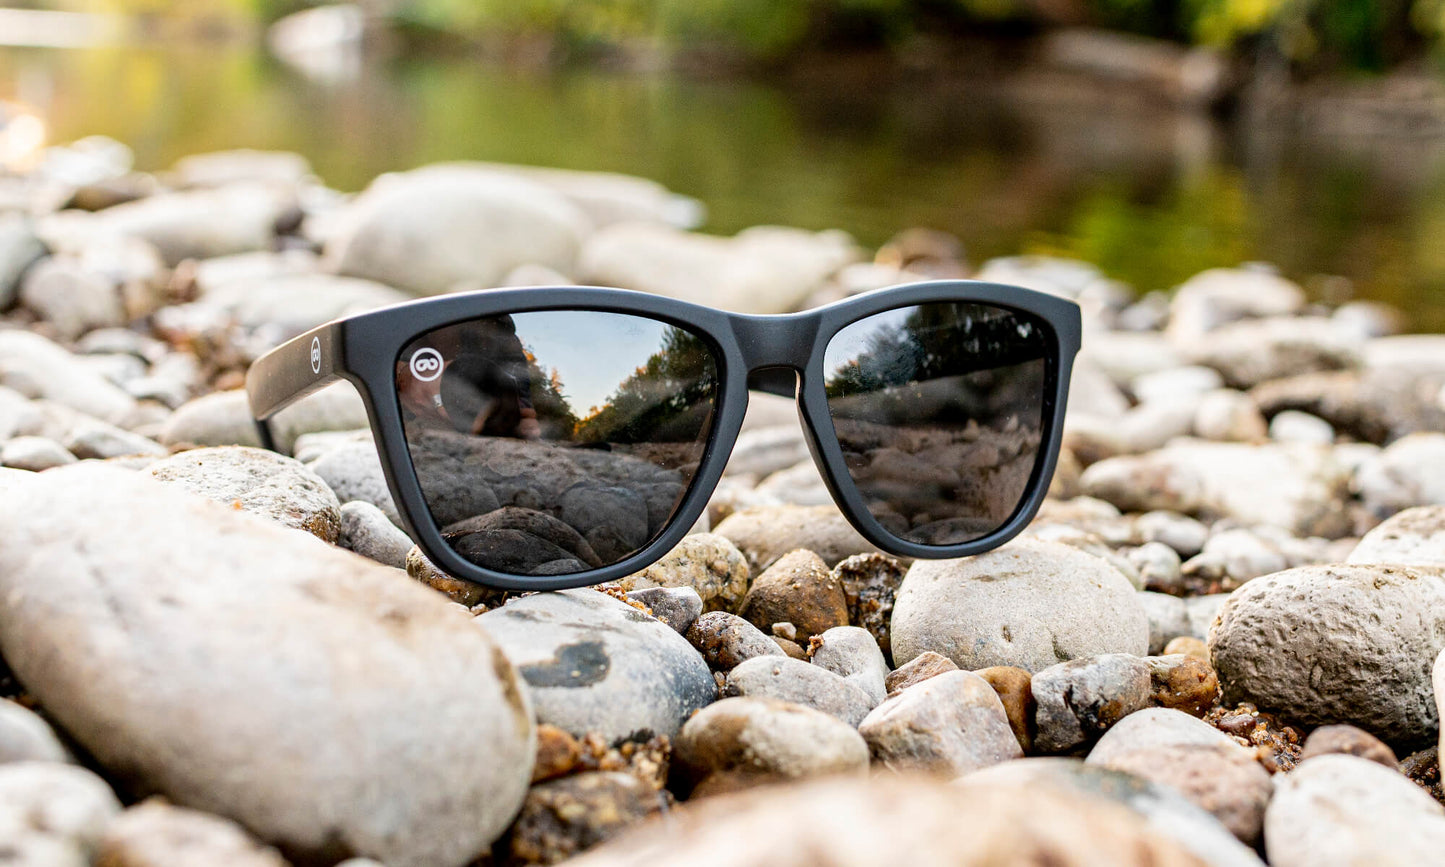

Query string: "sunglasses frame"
[247, 281, 1081, 591]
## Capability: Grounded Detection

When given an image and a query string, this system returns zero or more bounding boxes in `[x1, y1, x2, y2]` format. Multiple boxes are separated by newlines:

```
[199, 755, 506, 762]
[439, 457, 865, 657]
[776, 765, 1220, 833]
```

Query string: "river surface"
[4, 44, 1445, 328]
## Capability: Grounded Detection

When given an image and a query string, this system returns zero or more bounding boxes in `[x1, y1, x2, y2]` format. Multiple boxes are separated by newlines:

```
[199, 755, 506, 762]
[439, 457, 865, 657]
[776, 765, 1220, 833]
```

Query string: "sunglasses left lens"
[396, 311, 719, 577]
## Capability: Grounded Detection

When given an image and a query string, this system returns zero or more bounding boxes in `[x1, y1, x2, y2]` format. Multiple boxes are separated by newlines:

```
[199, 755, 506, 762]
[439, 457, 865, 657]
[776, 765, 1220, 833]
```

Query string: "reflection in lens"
[397, 311, 718, 576]
[822, 302, 1051, 546]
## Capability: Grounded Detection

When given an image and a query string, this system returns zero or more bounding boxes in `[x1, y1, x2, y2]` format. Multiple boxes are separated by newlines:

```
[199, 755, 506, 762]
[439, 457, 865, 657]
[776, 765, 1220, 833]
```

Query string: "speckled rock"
[1298, 724, 1397, 767]
[1210, 564, 1445, 745]
[859, 670, 1022, 775]
[738, 549, 849, 643]
[0, 700, 69, 764]
[625, 586, 702, 635]
[1265, 754, 1445, 867]
[1348, 505, 1445, 565]
[674, 696, 869, 790]
[498, 772, 663, 867]
[832, 553, 908, 663]
[0, 465, 534, 867]
[1147, 655, 1220, 717]
[963, 758, 1265, 867]
[1082, 442, 1353, 539]
[97, 800, 291, 867]
[810, 626, 889, 705]
[685, 611, 784, 671]
[0, 761, 122, 864]
[146, 446, 343, 542]
[306, 437, 400, 525]
[1087, 708, 1271, 845]
[338, 500, 413, 569]
[725, 656, 875, 727]
[615, 533, 749, 612]
[884, 651, 957, 695]
[713, 505, 882, 573]
[890, 538, 1148, 673]
[564, 773, 1210, 867]
[976, 666, 1035, 753]
[1032, 654, 1152, 753]
[478, 589, 714, 743]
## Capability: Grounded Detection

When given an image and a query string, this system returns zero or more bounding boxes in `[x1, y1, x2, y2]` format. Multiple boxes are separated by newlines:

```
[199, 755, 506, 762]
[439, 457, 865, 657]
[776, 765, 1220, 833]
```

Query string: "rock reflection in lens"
[397, 312, 718, 576]
[823, 303, 1050, 546]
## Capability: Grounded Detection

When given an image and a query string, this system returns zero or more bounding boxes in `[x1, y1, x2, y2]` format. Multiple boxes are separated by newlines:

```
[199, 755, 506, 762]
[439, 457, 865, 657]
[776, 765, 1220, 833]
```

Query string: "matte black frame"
[247, 281, 1081, 591]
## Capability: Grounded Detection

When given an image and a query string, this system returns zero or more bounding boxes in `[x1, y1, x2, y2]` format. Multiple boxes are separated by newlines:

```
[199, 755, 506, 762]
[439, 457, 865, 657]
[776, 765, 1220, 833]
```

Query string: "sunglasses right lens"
[396, 311, 719, 577]
[822, 301, 1053, 547]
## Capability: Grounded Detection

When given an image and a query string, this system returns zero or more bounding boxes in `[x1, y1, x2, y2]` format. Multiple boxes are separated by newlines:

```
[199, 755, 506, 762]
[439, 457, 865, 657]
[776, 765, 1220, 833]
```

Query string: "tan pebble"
[1299, 724, 1397, 768]
[975, 666, 1034, 753]
[1163, 635, 1210, 660]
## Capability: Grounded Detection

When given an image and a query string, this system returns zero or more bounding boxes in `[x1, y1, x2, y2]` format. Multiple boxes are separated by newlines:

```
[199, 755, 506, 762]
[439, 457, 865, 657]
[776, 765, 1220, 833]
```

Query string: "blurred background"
[2, 0, 1444, 325]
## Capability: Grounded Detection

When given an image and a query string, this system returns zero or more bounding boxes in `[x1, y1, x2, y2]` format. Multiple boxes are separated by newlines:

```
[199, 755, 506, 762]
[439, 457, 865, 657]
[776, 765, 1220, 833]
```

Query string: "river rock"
[477, 589, 714, 743]
[1080, 441, 1352, 538]
[685, 611, 784, 671]
[724, 425, 810, 478]
[1135, 510, 1211, 558]
[65, 418, 167, 460]
[737, 549, 849, 642]
[1354, 433, 1445, 519]
[306, 437, 400, 525]
[1, 435, 76, 471]
[1186, 317, 1358, 389]
[0, 330, 136, 423]
[1348, 505, 1445, 565]
[674, 696, 869, 791]
[0, 762, 122, 863]
[1086, 708, 1271, 844]
[890, 538, 1148, 673]
[1147, 654, 1219, 717]
[1210, 563, 1445, 745]
[97, 800, 290, 867]
[859, 670, 1022, 775]
[1192, 389, 1269, 443]
[146, 446, 343, 542]
[810, 626, 889, 705]
[196, 272, 410, 335]
[160, 385, 370, 455]
[462, 161, 703, 229]
[883, 651, 957, 694]
[565, 773, 1209, 867]
[725, 656, 875, 726]
[578, 222, 858, 315]
[1298, 724, 1397, 767]
[615, 533, 749, 612]
[1264, 754, 1445, 867]
[172, 149, 312, 189]
[92, 184, 292, 265]
[1032, 654, 1152, 753]
[0, 700, 69, 764]
[625, 586, 702, 634]
[976, 666, 1035, 752]
[713, 505, 882, 572]
[1139, 591, 1191, 654]
[327, 166, 590, 295]
[0, 464, 535, 867]
[0, 214, 47, 307]
[833, 553, 907, 663]
[1167, 267, 1306, 341]
[338, 500, 413, 568]
[18, 255, 125, 340]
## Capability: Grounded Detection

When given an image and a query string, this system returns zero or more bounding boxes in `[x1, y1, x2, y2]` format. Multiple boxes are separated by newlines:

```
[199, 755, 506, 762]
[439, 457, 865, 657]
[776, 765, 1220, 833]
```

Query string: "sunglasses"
[246, 281, 1081, 591]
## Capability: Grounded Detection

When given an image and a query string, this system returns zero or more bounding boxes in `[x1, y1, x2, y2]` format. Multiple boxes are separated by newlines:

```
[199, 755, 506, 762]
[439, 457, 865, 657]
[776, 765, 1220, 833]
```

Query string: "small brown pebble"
[497, 772, 667, 866]
[1162, 636, 1210, 660]
[738, 550, 849, 642]
[772, 637, 809, 660]
[975, 666, 1034, 753]
[885, 651, 958, 695]
[405, 546, 488, 606]
[1299, 724, 1397, 768]
[1215, 712, 1257, 737]
[1146, 654, 1220, 718]
[1204, 704, 1302, 772]
[532, 724, 583, 783]
[771, 622, 797, 641]
[1401, 746, 1445, 806]
[572, 733, 671, 790]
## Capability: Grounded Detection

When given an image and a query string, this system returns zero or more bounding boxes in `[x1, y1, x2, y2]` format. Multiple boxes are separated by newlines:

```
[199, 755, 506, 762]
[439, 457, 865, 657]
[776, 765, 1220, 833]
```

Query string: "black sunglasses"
[246, 281, 1081, 591]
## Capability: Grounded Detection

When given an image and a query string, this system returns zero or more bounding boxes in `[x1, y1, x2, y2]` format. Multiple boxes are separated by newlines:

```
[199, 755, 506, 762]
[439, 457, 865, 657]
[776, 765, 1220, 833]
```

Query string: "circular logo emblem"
[310, 336, 322, 374]
[409, 347, 444, 382]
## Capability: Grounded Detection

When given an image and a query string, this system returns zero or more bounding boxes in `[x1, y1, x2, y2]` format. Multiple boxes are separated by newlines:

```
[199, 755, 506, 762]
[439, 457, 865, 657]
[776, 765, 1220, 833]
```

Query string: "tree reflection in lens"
[397, 313, 718, 576]
[823, 303, 1050, 546]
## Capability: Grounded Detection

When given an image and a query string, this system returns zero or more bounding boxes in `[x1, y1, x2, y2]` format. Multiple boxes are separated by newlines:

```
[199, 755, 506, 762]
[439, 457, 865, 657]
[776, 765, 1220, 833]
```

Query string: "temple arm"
[245, 322, 345, 451]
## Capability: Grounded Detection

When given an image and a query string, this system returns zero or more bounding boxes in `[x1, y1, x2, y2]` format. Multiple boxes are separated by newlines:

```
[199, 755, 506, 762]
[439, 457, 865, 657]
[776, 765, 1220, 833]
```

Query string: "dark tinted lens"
[822, 302, 1052, 546]
[397, 311, 719, 576]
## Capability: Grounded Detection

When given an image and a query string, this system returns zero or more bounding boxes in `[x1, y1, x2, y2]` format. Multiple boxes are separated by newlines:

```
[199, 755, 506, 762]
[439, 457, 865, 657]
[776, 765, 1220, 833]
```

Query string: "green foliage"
[573, 327, 717, 445]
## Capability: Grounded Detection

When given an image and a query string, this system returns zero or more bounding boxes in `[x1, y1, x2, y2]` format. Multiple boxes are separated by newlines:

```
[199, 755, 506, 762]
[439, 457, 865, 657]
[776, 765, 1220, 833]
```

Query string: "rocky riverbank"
[2, 137, 1445, 865]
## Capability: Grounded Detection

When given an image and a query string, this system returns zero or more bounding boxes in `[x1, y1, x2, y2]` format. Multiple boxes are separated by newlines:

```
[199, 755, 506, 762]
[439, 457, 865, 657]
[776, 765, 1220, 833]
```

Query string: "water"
[5, 43, 1445, 328]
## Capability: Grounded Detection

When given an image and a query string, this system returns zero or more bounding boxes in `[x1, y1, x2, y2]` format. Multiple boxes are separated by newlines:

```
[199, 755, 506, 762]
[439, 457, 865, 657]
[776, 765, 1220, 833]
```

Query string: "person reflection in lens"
[398, 315, 543, 440]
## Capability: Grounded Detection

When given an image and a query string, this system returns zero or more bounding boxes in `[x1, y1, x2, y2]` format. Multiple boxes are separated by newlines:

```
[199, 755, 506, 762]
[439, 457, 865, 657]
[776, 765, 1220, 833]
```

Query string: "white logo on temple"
[310, 337, 321, 374]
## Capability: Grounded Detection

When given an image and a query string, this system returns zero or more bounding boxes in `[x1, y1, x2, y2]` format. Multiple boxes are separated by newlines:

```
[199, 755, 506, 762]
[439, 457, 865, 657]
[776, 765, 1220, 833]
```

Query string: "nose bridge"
[728, 312, 818, 371]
